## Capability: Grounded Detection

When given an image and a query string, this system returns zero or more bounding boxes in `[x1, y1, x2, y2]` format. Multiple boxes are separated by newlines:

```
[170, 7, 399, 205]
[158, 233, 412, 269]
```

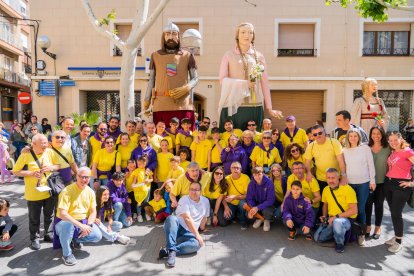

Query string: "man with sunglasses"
[193, 117, 212, 140]
[304, 125, 347, 193]
[90, 122, 108, 163]
[279, 115, 309, 149]
[246, 120, 261, 143]
[50, 130, 78, 185]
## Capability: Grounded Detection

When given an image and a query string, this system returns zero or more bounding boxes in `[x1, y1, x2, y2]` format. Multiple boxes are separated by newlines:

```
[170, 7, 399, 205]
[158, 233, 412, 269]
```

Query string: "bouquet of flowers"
[372, 112, 382, 121]
[249, 63, 265, 82]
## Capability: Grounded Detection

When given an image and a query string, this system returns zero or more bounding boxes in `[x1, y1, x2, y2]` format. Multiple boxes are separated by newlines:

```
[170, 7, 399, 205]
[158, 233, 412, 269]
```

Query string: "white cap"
[163, 23, 179, 33]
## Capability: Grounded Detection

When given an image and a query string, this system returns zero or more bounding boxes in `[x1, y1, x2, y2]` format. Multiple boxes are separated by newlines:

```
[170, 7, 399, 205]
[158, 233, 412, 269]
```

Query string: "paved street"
[0, 180, 413, 276]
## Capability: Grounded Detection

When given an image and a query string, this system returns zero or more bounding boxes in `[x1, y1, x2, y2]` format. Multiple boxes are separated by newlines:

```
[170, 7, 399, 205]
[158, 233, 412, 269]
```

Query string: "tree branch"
[128, 0, 171, 47]
[375, 0, 414, 12]
[81, 0, 125, 49]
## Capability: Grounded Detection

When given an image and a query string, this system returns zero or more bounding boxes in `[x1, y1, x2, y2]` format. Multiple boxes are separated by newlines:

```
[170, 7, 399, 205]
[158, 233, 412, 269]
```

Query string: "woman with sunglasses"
[92, 136, 121, 188]
[221, 134, 249, 175]
[269, 163, 287, 219]
[203, 166, 229, 227]
[116, 133, 136, 171]
[284, 143, 305, 177]
[250, 131, 282, 175]
[271, 129, 284, 160]
[26, 126, 39, 145]
[383, 131, 414, 253]
[130, 135, 157, 173]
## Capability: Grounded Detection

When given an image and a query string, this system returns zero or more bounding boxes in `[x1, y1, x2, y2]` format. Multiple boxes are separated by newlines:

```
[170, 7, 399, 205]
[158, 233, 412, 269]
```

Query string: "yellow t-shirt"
[57, 183, 96, 220]
[89, 136, 104, 165]
[171, 172, 210, 197]
[125, 168, 138, 193]
[50, 147, 74, 169]
[193, 129, 213, 140]
[250, 145, 282, 167]
[156, 152, 174, 182]
[287, 174, 320, 208]
[180, 161, 190, 171]
[190, 139, 212, 169]
[93, 149, 121, 179]
[211, 140, 226, 164]
[321, 184, 357, 219]
[132, 168, 151, 205]
[280, 128, 308, 149]
[222, 129, 243, 146]
[304, 138, 343, 181]
[203, 176, 227, 199]
[166, 166, 185, 180]
[12, 149, 53, 201]
[176, 132, 193, 149]
[273, 179, 284, 203]
[287, 155, 307, 171]
[225, 174, 250, 205]
[166, 130, 178, 149]
[116, 143, 136, 169]
[148, 198, 167, 213]
[116, 133, 139, 149]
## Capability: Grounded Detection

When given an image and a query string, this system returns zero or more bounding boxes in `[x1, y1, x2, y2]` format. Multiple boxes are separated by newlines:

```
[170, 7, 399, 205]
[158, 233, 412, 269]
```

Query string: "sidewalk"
[1, 180, 413, 276]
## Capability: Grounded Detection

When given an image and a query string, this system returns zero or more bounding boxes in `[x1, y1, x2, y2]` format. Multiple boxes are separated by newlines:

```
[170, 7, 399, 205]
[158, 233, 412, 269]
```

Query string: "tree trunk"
[119, 47, 139, 123]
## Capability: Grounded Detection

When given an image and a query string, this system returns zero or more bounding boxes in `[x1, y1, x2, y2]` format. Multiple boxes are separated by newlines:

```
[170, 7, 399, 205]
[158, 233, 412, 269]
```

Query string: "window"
[20, 33, 28, 52]
[363, 23, 412, 56]
[20, 1, 27, 18]
[275, 19, 321, 57]
[111, 22, 142, 57]
[168, 18, 203, 55]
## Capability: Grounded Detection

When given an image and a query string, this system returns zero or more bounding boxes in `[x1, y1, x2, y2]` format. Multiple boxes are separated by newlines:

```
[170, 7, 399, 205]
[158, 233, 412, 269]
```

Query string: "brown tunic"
[150, 49, 196, 112]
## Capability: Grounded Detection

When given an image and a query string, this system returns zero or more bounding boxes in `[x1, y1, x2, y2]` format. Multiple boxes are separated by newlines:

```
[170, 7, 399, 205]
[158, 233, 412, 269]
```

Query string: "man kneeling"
[55, 167, 102, 265]
[159, 182, 209, 267]
[313, 168, 357, 253]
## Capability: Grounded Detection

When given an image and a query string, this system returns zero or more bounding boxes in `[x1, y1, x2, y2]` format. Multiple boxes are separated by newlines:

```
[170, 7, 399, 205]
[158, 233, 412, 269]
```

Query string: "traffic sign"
[59, 80, 75, 87]
[18, 92, 32, 104]
[39, 80, 56, 96]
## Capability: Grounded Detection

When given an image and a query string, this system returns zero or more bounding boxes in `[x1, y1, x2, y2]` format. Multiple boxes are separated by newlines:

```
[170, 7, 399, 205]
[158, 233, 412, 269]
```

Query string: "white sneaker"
[145, 214, 152, 221]
[358, 235, 366, 246]
[207, 217, 212, 226]
[387, 241, 403, 253]
[137, 215, 144, 223]
[116, 235, 130, 245]
[253, 219, 263, 229]
[263, 220, 270, 232]
[132, 213, 137, 220]
[385, 236, 396, 245]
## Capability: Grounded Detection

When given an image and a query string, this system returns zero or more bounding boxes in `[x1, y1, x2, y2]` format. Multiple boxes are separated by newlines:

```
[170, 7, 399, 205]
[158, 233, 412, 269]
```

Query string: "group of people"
[0, 20, 413, 269]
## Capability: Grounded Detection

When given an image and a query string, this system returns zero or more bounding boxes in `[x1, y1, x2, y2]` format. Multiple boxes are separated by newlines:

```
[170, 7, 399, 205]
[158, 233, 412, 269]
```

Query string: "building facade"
[0, 0, 31, 128]
[29, 0, 414, 132]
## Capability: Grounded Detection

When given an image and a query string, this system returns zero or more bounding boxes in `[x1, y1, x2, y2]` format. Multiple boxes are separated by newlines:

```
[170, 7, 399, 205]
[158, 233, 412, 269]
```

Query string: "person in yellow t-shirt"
[165, 117, 179, 152]
[116, 133, 137, 170]
[221, 119, 243, 147]
[143, 189, 169, 223]
[203, 166, 228, 227]
[193, 117, 213, 140]
[190, 126, 212, 171]
[304, 125, 347, 192]
[91, 136, 121, 188]
[131, 156, 153, 223]
[124, 159, 138, 218]
[12, 134, 61, 248]
[178, 148, 190, 171]
[146, 122, 173, 153]
[210, 127, 226, 170]
[50, 130, 77, 185]
[116, 121, 139, 148]
[89, 122, 108, 165]
[222, 162, 249, 229]
[284, 143, 307, 176]
[156, 139, 174, 186]
[285, 162, 321, 221]
[250, 131, 282, 174]
[156, 121, 174, 153]
[314, 168, 357, 253]
[165, 156, 185, 182]
[279, 115, 309, 149]
[55, 167, 101, 264]
[175, 118, 193, 153]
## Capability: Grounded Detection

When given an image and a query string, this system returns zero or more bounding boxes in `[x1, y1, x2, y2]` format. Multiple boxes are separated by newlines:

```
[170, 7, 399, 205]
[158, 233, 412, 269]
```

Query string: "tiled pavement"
[1, 180, 413, 276]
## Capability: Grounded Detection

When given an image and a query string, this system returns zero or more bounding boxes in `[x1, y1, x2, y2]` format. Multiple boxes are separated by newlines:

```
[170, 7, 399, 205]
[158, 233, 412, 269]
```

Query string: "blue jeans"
[164, 216, 200, 255]
[55, 220, 102, 257]
[95, 221, 122, 242]
[113, 202, 132, 228]
[226, 200, 247, 225]
[350, 182, 370, 225]
[313, 218, 351, 246]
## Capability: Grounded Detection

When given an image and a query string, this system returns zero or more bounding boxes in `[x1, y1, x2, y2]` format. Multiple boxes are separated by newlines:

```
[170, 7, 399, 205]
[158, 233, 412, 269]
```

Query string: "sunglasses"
[291, 148, 299, 153]
[106, 141, 114, 144]
[248, 124, 256, 126]
[214, 172, 224, 176]
[54, 136, 65, 140]
[272, 133, 279, 136]
[202, 121, 210, 125]
[313, 131, 324, 137]
[139, 139, 148, 142]
[262, 137, 271, 140]
[99, 128, 107, 131]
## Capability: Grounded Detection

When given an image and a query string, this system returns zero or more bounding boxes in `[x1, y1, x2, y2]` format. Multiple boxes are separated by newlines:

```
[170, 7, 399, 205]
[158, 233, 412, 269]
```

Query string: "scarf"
[257, 143, 275, 159]
[93, 132, 107, 143]
[284, 127, 299, 142]
[185, 170, 202, 183]
[178, 129, 192, 138]
[166, 128, 177, 136]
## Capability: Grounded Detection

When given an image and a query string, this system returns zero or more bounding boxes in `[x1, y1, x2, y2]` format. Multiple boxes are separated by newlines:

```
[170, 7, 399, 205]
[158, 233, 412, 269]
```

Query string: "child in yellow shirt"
[143, 189, 169, 223]
[165, 156, 185, 183]
[175, 118, 193, 153]
[131, 156, 153, 223]
[155, 139, 174, 187]
[190, 125, 212, 171]
[178, 148, 190, 171]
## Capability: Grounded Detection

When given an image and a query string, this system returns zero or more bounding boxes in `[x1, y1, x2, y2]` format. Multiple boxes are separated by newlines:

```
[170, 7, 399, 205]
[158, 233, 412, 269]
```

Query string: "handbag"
[30, 149, 65, 198]
[329, 188, 365, 236]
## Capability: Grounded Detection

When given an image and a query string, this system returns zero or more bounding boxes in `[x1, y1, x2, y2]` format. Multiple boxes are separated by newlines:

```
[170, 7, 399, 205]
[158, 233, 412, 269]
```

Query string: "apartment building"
[0, 0, 31, 127]
[29, 0, 414, 132]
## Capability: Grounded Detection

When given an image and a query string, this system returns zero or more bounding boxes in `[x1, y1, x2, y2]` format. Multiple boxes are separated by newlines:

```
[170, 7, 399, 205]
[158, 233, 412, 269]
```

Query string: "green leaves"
[98, 9, 116, 26]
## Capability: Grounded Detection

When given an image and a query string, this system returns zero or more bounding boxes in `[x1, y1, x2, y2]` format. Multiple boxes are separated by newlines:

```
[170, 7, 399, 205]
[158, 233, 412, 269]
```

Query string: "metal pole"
[55, 79, 59, 124]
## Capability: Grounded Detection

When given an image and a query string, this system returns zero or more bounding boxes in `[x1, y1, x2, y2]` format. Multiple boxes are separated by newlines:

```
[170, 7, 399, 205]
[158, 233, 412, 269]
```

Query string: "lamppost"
[37, 35, 59, 123]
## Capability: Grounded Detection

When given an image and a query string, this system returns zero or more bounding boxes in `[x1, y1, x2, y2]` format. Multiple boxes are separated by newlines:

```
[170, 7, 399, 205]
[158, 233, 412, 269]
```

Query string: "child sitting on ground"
[143, 189, 169, 223]
[282, 181, 315, 241]
[131, 156, 153, 222]
[0, 199, 18, 251]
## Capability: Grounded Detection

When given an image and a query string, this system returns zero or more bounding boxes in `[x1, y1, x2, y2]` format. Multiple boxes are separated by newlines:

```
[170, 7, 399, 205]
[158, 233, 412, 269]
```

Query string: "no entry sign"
[18, 92, 32, 104]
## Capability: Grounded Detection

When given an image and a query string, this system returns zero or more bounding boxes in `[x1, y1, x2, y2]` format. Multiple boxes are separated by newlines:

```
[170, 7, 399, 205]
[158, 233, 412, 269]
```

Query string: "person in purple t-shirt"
[106, 172, 133, 228]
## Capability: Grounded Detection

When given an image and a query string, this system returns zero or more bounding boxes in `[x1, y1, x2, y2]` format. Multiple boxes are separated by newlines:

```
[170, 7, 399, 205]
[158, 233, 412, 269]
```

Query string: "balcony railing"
[277, 49, 317, 57]
[0, 29, 22, 50]
[0, 68, 30, 87]
[362, 48, 414, 56]
[113, 46, 142, 56]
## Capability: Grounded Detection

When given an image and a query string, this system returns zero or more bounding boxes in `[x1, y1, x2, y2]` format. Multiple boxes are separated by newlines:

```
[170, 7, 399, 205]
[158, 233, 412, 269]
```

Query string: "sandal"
[305, 234, 313, 241]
